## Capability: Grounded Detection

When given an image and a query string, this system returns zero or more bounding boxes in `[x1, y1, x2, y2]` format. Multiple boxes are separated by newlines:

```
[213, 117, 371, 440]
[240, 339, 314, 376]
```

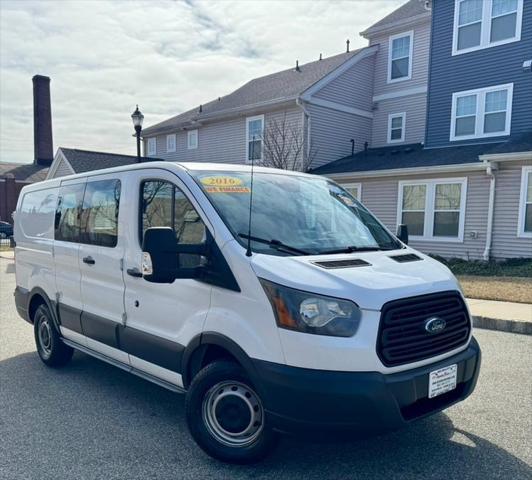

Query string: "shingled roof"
[361, 0, 430, 37]
[0, 162, 49, 182]
[59, 148, 161, 174]
[311, 132, 532, 176]
[142, 48, 371, 137]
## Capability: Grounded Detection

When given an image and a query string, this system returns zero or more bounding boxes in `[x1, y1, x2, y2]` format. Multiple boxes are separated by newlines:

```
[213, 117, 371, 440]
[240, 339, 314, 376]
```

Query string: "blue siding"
[425, 0, 532, 148]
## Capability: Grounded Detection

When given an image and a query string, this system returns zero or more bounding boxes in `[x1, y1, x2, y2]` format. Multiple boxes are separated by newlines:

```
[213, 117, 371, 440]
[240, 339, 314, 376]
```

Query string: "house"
[47, 148, 161, 179]
[140, 46, 379, 169]
[43, 0, 531, 260]
[0, 76, 52, 222]
[313, 0, 532, 260]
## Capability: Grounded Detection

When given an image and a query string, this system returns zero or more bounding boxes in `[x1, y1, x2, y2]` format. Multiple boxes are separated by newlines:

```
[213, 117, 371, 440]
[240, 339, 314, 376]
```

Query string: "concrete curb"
[473, 316, 532, 335]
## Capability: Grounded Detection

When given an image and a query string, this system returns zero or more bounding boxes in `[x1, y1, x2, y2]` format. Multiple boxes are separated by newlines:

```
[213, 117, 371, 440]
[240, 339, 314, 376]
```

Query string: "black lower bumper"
[252, 337, 481, 434]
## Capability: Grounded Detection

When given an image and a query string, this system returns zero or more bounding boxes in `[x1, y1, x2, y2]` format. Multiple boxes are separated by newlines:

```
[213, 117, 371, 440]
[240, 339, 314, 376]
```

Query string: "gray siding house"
[141, 47, 378, 170]
[314, 0, 532, 260]
[45, 0, 531, 261]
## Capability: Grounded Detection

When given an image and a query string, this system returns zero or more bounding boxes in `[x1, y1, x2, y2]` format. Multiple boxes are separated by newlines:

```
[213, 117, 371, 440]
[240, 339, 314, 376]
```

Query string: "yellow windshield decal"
[201, 176, 243, 187]
[205, 186, 251, 194]
[200, 175, 250, 193]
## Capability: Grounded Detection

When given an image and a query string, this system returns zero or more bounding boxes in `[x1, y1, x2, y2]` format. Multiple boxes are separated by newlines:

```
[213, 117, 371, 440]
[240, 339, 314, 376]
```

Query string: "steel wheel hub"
[202, 380, 264, 447]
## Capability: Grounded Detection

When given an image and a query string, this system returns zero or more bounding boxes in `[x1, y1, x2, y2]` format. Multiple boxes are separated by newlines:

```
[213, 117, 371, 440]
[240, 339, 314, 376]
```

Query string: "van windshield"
[191, 170, 402, 256]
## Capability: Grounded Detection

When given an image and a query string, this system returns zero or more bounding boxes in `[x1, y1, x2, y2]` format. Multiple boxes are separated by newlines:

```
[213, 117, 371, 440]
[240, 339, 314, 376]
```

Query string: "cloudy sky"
[0, 0, 404, 164]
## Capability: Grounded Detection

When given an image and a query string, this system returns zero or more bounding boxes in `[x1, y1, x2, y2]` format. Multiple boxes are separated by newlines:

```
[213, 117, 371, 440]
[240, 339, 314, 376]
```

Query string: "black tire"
[185, 360, 278, 464]
[33, 304, 73, 367]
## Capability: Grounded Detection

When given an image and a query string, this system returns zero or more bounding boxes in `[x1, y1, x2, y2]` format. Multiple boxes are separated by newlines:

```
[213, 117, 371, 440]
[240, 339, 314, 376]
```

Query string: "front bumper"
[252, 337, 481, 434]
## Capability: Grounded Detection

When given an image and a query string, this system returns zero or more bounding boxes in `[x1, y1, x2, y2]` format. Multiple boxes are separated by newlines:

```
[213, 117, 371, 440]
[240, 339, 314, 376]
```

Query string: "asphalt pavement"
[1, 256, 531, 480]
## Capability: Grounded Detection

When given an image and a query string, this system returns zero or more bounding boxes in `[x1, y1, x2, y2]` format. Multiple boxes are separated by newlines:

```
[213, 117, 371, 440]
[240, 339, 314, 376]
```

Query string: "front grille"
[313, 258, 371, 269]
[377, 291, 470, 367]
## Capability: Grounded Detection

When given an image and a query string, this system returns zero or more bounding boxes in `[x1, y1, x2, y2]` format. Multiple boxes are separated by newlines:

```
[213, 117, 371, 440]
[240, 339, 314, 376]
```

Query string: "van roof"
[25, 162, 317, 190]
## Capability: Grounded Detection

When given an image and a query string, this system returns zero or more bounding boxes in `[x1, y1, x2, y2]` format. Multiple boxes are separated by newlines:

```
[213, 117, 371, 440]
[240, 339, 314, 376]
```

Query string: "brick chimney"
[32, 75, 53, 166]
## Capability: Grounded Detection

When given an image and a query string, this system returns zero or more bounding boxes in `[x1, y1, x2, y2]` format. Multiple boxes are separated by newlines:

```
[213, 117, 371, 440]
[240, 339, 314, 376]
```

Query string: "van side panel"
[14, 185, 58, 319]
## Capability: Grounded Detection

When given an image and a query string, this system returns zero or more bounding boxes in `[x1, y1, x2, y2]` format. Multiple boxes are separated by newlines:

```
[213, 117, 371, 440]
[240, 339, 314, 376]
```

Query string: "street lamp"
[131, 105, 144, 162]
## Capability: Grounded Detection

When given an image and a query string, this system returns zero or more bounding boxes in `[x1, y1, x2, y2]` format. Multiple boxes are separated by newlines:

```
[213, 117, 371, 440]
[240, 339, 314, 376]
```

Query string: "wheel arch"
[181, 332, 260, 389]
[28, 287, 60, 331]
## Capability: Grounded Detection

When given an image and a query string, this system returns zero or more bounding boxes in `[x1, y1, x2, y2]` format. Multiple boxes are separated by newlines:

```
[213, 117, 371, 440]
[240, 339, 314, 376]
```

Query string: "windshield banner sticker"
[200, 176, 250, 193]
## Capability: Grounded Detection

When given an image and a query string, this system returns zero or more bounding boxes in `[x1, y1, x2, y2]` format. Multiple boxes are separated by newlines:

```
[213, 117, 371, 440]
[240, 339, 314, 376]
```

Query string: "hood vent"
[389, 253, 422, 263]
[313, 258, 371, 269]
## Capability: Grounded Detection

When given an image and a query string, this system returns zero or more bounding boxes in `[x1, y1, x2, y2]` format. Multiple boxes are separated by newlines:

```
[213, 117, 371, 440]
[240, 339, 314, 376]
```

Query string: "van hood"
[250, 249, 461, 311]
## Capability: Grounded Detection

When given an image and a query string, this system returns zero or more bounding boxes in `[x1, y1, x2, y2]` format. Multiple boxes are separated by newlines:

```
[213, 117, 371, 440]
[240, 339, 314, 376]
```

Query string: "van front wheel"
[185, 360, 277, 463]
[34, 304, 73, 367]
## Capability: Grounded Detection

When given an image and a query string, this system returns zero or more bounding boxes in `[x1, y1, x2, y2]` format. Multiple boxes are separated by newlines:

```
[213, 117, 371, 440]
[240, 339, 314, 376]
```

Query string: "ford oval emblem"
[425, 316, 447, 334]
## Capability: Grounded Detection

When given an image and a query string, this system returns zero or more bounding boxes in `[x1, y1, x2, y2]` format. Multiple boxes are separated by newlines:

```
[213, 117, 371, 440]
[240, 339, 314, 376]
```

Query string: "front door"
[78, 173, 127, 363]
[122, 168, 212, 387]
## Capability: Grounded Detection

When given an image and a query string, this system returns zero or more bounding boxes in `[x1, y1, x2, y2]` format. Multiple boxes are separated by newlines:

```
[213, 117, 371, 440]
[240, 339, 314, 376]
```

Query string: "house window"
[187, 130, 198, 150]
[387, 113, 406, 143]
[147, 137, 156, 156]
[166, 134, 176, 153]
[401, 184, 426, 236]
[518, 166, 532, 237]
[450, 83, 513, 141]
[388, 31, 413, 83]
[246, 115, 264, 162]
[453, 0, 523, 55]
[342, 183, 361, 201]
[398, 178, 467, 241]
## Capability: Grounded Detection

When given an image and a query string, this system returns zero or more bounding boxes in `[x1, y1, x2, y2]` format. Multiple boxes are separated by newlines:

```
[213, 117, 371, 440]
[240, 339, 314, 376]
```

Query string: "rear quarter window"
[19, 188, 58, 239]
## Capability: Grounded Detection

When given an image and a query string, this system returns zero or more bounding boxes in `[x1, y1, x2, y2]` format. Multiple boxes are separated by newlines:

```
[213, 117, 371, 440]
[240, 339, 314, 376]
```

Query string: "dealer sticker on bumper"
[428, 364, 458, 399]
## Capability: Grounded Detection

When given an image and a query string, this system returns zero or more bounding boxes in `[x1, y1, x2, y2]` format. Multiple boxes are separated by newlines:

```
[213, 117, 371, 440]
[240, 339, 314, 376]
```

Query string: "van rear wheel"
[185, 360, 277, 463]
[34, 304, 73, 367]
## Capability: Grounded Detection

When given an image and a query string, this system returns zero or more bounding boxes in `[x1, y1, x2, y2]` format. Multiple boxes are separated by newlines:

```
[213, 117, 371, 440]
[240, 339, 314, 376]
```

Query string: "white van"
[14, 162, 481, 463]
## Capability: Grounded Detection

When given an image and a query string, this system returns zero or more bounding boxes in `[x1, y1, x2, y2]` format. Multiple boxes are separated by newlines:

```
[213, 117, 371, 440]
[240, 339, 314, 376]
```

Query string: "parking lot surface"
[1, 256, 531, 480]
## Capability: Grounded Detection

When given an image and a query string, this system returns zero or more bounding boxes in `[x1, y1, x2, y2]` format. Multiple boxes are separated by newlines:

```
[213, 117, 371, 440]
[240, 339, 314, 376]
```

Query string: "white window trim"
[147, 137, 156, 156]
[396, 177, 468, 243]
[187, 130, 198, 150]
[450, 83, 513, 141]
[387, 112, 406, 144]
[341, 182, 362, 201]
[517, 165, 532, 238]
[245, 115, 264, 163]
[387, 30, 414, 84]
[166, 134, 176, 153]
[452, 0, 524, 56]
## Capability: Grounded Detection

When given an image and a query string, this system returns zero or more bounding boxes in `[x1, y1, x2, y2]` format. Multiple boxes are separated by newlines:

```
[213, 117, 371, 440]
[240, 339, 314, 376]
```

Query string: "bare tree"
[259, 112, 318, 172]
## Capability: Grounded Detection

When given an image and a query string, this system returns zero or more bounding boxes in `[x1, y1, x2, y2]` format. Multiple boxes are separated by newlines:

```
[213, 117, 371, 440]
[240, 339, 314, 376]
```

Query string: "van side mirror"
[396, 224, 409, 245]
[142, 227, 207, 283]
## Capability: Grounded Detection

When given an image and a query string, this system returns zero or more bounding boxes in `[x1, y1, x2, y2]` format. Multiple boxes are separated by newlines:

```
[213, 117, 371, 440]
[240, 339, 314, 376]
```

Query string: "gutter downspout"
[296, 97, 311, 171]
[483, 161, 497, 261]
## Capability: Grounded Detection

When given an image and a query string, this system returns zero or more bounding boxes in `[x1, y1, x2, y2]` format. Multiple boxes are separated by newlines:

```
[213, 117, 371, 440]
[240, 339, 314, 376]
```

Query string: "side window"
[55, 183, 85, 242]
[141, 180, 206, 263]
[20, 188, 57, 239]
[80, 179, 121, 247]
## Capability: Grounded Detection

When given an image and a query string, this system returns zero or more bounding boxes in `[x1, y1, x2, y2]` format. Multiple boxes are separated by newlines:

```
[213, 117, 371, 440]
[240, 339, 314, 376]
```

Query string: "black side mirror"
[396, 224, 409, 245]
[142, 227, 207, 283]
[142, 227, 179, 283]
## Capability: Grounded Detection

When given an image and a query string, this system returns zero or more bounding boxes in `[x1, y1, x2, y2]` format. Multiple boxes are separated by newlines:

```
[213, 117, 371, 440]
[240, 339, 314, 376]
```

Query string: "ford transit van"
[14, 162, 481, 463]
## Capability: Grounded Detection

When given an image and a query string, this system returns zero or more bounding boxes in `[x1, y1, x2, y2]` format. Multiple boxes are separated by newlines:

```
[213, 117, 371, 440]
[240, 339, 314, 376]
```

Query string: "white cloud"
[0, 0, 403, 164]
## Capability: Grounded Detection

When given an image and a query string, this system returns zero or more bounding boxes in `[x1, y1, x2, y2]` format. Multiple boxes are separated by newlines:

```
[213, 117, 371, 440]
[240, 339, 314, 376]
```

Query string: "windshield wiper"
[315, 245, 398, 255]
[238, 233, 311, 256]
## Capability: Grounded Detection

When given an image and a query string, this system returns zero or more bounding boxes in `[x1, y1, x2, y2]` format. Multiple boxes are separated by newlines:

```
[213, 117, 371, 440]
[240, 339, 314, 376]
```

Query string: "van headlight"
[260, 279, 360, 337]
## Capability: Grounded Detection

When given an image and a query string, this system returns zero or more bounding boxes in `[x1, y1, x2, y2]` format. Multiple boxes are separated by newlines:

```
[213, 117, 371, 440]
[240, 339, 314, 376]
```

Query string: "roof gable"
[142, 48, 372, 137]
[361, 0, 430, 37]
[58, 148, 162, 174]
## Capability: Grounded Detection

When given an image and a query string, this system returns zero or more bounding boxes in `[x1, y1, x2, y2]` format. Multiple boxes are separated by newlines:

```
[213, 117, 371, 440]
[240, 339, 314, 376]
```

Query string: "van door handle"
[127, 267, 143, 278]
[82, 256, 95, 265]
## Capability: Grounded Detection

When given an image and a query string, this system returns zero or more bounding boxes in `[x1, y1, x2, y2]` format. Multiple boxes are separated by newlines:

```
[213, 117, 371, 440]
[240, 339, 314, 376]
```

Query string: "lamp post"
[131, 105, 144, 162]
